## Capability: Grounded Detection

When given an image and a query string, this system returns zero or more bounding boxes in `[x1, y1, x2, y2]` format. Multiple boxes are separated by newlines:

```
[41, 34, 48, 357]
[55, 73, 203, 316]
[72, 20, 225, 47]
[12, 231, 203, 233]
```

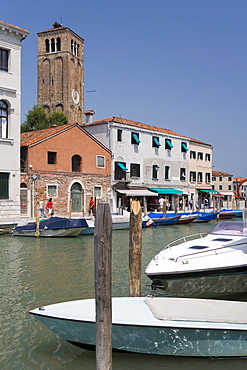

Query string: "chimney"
[84, 110, 95, 124]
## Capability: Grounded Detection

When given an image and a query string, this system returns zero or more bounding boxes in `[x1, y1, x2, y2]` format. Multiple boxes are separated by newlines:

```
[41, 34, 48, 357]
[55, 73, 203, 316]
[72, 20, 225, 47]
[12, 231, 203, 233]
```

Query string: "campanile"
[37, 22, 84, 123]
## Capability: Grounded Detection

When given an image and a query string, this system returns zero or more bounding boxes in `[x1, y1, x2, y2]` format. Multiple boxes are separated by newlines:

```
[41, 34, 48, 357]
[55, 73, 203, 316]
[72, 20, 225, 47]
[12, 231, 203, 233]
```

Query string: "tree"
[21, 105, 69, 133]
[48, 110, 69, 126]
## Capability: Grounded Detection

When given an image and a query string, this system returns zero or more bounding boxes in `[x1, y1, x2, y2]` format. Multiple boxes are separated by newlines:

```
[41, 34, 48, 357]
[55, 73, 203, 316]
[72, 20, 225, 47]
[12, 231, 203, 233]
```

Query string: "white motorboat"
[145, 221, 247, 298]
[30, 296, 247, 357]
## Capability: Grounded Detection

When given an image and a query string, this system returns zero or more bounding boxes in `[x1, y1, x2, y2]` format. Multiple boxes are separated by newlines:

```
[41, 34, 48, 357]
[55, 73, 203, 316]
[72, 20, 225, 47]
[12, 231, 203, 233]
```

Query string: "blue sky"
[2, 0, 247, 177]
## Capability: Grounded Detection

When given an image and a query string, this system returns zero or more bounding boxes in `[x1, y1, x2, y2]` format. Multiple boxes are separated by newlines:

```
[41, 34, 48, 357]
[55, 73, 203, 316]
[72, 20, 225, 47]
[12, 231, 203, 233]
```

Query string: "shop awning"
[116, 188, 158, 197]
[117, 162, 128, 171]
[149, 188, 183, 195]
[199, 189, 220, 194]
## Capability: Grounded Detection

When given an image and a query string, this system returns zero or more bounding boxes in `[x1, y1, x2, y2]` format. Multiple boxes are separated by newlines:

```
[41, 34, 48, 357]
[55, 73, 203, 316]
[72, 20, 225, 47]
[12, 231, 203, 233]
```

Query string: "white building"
[83, 115, 213, 212]
[0, 21, 29, 220]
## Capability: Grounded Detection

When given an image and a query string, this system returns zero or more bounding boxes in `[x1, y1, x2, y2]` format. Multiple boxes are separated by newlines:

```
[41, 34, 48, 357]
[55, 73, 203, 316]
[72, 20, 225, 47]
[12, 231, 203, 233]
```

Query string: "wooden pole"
[174, 196, 178, 215]
[94, 202, 112, 370]
[163, 199, 167, 218]
[129, 200, 142, 297]
[35, 200, 40, 237]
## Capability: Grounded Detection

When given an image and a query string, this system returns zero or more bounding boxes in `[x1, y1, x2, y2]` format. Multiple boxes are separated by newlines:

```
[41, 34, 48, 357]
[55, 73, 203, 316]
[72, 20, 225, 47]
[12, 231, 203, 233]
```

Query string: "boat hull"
[30, 297, 247, 357]
[148, 265, 247, 298]
[12, 227, 85, 237]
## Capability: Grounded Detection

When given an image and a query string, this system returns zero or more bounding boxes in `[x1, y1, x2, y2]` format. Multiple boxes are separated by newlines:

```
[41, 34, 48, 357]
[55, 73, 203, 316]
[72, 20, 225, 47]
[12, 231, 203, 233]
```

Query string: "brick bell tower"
[37, 22, 84, 123]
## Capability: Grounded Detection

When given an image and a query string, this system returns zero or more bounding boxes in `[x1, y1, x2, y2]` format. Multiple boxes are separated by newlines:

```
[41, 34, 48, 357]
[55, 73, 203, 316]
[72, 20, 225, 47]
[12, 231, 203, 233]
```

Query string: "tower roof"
[37, 22, 84, 41]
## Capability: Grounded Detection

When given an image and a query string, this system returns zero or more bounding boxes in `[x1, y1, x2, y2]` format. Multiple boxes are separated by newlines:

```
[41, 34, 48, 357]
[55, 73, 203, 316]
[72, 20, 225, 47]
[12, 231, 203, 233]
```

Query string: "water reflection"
[1, 220, 247, 368]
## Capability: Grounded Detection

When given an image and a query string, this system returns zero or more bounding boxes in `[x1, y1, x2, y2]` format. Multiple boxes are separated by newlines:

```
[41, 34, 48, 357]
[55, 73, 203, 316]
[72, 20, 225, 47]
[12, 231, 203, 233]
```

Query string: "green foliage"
[21, 105, 69, 133]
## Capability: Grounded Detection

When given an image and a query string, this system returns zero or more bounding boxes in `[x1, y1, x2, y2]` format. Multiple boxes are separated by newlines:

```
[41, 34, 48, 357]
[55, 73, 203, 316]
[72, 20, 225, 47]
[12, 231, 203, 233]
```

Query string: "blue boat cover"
[14, 217, 88, 231]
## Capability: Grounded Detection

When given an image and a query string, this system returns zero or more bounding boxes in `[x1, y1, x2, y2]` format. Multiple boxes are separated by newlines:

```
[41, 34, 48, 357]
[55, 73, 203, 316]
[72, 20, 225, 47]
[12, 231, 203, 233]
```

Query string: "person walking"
[158, 197, 164, 212]
[45, 198, 54, 217]
[89, 197, 95, 216]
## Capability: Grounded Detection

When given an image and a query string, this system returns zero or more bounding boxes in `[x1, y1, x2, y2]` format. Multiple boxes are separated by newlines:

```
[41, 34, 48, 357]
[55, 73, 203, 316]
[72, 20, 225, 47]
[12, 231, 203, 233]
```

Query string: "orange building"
[20, 123, 111, 217]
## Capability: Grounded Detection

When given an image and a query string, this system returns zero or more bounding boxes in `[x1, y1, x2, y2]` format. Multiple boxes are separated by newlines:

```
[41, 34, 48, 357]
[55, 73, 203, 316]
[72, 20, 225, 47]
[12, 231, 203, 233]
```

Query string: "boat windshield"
[211, 222, 247, 236]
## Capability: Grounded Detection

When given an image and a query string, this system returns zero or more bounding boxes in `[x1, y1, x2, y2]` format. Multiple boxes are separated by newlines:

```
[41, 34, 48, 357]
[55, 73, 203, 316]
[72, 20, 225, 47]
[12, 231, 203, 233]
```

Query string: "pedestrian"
[39, 200, 46, 218]
[89, 197, 95, 216]
[158, 196, 164, 212]
[45, 198, 54, 217]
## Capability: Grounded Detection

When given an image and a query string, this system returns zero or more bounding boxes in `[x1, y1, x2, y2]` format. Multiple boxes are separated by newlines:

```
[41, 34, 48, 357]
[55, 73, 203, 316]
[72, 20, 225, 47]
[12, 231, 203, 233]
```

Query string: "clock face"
[72, 89, 79, 104]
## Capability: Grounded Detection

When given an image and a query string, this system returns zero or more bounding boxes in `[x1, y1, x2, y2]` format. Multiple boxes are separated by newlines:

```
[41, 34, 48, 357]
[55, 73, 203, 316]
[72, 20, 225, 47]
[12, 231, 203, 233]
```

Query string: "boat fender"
[35, 230, 40, 237]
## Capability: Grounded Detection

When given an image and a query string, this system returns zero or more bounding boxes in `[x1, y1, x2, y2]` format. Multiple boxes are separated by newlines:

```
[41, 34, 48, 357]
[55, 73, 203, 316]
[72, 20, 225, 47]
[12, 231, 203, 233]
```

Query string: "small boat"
[30, 296, 247, 357]
[12, 217, 88, 237]
[218, 209, 240, 219]
[142, 214, 181, 227]
[192, 211, 219, 222]
[81, 215, 130, 235]
[145, 221, 247, 298]
[150, 212, 198, 224]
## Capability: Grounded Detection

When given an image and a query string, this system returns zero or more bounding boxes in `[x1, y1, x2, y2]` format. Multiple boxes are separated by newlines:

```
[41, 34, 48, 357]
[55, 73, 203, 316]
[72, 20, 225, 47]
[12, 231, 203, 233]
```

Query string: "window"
[0, 48, 8, 72]
[48, 185, 57, 197]
[130, 163, 140, 178]
[57, 37, 61, 51]
[165, 166, 170, 180]
[190, 171, 196, 182]
[180, 168, 186, 181]
[165, 139, 173, 149]
[219, 185, 222, 190]
[72, 155, 82, 172]
[212, 176, 216, 181]
[212, 185, 215, 190]
[228, 185, 232, 190]
[152, 164, 159, 179]
[206, 173, 211, 183]
[205, 153, 211, 161]
[0, 172, 9, 199]
[51, 38, 55, 52]
[97, 155, 105, 168]
[94, 186, 102, 197]
[197, 172, 203, 183]
[190, 151, 196, 159]
[131, 132, 141, 145]
[0, 100, 8, 138]
[181, 142, 188, 153]
[152, 136, 161, 148]
[219, 177, 222, 181]
[48, 151, 57, 164]
[117, 129, 122, 142]
[228, 177, 232, 181]
[115, 162, 127, 180]
[197, 152, 203, 160]
[45, 39, 49, 53]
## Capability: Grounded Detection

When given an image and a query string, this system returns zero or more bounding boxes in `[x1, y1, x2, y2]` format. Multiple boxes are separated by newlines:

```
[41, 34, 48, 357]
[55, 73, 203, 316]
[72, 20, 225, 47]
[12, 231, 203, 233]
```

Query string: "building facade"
[37, 22, 84, 124]
[212, 170, 234, 208]
[0, 21, 29, 220]
[82, 115, 213, 212]
[20, 123, 111, 217]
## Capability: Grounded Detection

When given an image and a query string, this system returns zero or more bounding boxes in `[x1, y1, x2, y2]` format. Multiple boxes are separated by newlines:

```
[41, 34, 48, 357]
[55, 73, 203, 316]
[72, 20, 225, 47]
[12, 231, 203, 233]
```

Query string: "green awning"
[149, 188, 183, 195]
[182, 143, 188, 151]
[199, 189, 220, 194]
[133, 133, 141, 144]
[165, 139, 173, 148]
[117, 163, 128, 171]
[153, 137, 161, 146]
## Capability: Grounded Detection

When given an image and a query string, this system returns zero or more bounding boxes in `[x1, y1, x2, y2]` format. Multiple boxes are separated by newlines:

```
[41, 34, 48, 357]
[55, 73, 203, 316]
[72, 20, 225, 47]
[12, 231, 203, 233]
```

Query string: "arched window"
[0, 100, 8, 138]
[70, 182, 83, 212]
[57, 37, 61, 51]
[71, 40, 74, 54]
[72, 155, 82, 172]
[45, 39, 50, 53]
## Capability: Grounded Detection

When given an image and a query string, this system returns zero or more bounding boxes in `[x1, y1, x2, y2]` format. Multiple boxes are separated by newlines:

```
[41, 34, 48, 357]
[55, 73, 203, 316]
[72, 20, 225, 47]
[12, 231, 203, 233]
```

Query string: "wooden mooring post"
[129, 200, 142, 297]
[94, 202, 112, 370]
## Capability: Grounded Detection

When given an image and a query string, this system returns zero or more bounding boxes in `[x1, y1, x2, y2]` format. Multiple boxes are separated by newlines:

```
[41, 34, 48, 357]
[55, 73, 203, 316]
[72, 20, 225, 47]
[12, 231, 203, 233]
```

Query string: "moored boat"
[150, 212, 198, 224]
[145, 221, 247, 298]
[192, 211, 219, 222]
[30, 296, 247, 357]
[142, 214, 181, 227]
[218, 209, 240, 219]
[12, 217, 88, 237]
[81, 215, 130, 235]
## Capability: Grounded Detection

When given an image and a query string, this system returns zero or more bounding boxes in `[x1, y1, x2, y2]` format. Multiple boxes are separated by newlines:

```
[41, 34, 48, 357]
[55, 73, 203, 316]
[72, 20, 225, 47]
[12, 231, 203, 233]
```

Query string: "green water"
[1, 220, 247, 369]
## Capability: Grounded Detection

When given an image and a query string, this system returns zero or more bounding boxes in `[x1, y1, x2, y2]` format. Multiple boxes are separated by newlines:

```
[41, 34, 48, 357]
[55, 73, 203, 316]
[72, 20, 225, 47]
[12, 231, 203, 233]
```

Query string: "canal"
[1, 219, 247, 369]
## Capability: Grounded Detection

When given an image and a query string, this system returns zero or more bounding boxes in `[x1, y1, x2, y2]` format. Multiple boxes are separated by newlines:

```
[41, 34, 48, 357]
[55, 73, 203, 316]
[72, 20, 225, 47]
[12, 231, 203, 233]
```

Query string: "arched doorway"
[70, 182, 84, 212]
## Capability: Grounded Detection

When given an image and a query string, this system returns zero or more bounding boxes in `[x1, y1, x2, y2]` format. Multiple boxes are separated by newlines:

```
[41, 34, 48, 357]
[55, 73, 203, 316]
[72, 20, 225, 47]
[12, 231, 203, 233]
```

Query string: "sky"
[2, 0, 247, 177]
